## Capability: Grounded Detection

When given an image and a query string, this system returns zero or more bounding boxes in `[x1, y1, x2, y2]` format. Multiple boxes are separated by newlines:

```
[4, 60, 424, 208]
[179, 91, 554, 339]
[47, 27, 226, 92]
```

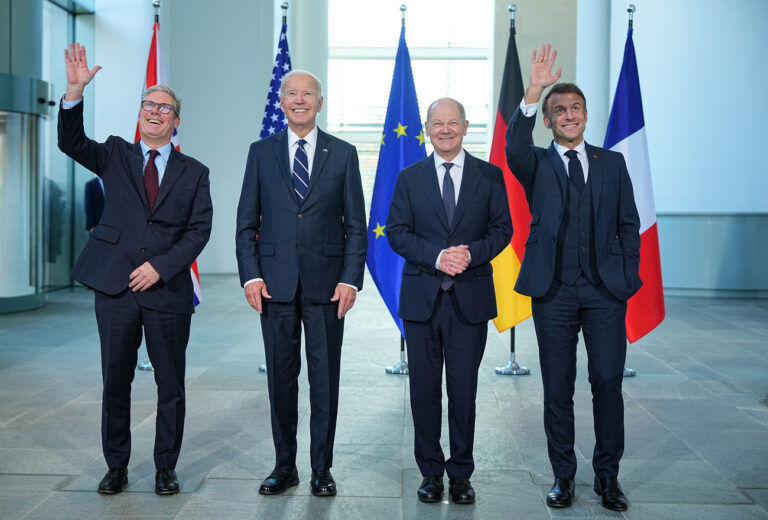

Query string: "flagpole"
[384, 3, 411, 376]
[494, 4, 530, 377]
[620, 3, 638, 378]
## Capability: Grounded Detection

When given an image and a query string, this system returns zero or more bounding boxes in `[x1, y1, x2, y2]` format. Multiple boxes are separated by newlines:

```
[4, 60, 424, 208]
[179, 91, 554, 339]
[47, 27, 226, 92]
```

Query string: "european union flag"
[366, 25, 426, 336]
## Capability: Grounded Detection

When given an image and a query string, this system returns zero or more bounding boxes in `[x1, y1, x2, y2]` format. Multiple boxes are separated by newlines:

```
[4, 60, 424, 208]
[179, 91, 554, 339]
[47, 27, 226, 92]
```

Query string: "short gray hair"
[142, 84, 182, 116]
[426, 97, 466, 124]
[280, 69, 323, 99]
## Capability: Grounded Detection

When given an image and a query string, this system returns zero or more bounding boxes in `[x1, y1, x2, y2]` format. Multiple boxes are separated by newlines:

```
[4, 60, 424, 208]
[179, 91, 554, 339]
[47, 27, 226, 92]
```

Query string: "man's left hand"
[330, 284, 357, 319]
[129, 262, 161, 292]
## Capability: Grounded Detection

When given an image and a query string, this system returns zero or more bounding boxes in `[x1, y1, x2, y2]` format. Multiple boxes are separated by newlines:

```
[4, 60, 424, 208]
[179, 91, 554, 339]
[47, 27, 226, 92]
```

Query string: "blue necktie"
[442, 162, 455, 226]
[565, 149, 585, 194]
[293, 139, 309, 202]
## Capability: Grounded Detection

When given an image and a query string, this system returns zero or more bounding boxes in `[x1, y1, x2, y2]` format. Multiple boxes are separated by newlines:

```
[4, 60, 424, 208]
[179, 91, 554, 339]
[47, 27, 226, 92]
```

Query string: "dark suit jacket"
[387, 152, 513, 324]
[505, 107, 641, 302]
[84, 177, 104, 231]
[235, 128, 367, 303]
[59, 100, 213, 314]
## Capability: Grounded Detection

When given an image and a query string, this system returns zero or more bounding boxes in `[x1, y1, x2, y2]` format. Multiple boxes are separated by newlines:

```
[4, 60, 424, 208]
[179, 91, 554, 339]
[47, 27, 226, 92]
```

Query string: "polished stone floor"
[0, 274, 767, 519]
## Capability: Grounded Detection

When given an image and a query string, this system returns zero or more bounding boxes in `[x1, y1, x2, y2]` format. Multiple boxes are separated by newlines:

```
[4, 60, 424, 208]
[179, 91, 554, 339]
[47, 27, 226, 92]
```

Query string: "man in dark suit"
[505, 44, 641, 511]
[84, 176, 104, 232]
[235, 70, 366, 497]
[58, 43, 212, 496]
[387, 98, 512, 505]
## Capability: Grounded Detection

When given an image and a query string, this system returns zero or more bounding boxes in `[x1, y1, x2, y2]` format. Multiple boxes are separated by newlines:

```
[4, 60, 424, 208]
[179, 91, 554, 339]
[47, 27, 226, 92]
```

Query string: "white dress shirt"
[434, 149, 471, 270]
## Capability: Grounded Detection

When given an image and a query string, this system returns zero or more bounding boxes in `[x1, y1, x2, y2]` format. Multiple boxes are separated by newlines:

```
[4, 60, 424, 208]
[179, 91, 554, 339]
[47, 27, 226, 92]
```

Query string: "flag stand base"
[137, 361, 153, 371]
[623, 367, 636, 377]
[495, 353, 530, 375]
[259, 364, 267, 373]
[385, 358, 408, 375]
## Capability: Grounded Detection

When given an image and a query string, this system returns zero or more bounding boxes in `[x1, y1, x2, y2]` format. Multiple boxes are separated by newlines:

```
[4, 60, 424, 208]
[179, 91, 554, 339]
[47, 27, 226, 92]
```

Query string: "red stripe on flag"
[134, 22, 160, 143]
[626, 222, 665, 343]
[489, 110, 531, 259]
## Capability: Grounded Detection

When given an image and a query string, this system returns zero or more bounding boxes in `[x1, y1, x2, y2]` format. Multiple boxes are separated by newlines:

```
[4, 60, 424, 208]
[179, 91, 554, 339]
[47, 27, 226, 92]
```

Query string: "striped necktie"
[292, 139, 309, 202]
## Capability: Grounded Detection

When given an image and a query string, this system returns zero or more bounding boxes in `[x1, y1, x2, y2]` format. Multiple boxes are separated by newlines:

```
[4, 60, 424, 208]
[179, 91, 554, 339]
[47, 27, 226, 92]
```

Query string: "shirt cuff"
[519, 98, 538, 117]
[244, 278, 263, 288]
[61, 96, 82, 110]
[338, 282, 359, 292]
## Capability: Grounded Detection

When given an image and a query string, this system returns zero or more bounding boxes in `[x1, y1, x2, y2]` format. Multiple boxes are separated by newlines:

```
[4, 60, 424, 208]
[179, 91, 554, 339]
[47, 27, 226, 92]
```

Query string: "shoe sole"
[546, 500, 572, 508]
[155, 487, 180, 496]
[449, 494, 475, 505]
[98, 479, 128, 494]
[259, 478, 300, 495]
[311, 488, 337, 497]
[418, 494, 442, 503]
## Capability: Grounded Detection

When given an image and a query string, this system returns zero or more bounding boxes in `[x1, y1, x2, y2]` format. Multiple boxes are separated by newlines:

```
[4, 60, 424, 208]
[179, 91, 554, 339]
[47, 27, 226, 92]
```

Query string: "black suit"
[236, 128, 366, 473]
[506, 106, 641, 479]
[59, 100, 212, 470]
[387, 152, 512, 478]
[84, 177, 104, 231]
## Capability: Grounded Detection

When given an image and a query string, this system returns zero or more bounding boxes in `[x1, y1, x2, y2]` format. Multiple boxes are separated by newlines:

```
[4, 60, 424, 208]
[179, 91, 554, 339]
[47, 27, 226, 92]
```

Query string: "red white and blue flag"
[137, 18, 201, 306]
[604, 28, 664, 342]
[260, 21, 291, 138]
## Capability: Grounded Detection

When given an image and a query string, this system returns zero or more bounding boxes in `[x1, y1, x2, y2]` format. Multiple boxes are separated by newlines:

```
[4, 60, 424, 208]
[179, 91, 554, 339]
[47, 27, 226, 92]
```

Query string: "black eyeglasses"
[141, 100, 175, 114]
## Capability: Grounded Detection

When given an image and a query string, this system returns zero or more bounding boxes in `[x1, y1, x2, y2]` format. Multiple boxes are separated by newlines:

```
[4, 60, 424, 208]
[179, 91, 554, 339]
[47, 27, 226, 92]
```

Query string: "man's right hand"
[523, 43, 562, 105]
[64, 42, 102, 101]
[245, 280, 271, 314]
[439, 245, 470, 277]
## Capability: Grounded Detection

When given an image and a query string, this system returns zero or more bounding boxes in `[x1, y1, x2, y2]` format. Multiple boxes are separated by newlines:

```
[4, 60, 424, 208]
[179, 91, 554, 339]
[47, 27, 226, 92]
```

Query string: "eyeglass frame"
[140, 100, 176, 115]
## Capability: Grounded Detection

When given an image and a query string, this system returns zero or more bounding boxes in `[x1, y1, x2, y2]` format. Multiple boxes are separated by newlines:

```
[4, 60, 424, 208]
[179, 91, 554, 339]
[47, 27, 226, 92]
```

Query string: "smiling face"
[280, 73, 323, 137]
[425, 99, 469, 161]
[137, 90, 180, 148]
[543, 92, 587, 148]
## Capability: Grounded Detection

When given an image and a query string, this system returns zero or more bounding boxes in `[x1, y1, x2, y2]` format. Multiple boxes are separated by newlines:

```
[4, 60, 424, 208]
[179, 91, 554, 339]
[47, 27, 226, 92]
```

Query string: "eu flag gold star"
[416, 130, 425, 146]
[381, 134, 385, 146]
[373, 222, 385, 238]
[393, 122, 407, 138]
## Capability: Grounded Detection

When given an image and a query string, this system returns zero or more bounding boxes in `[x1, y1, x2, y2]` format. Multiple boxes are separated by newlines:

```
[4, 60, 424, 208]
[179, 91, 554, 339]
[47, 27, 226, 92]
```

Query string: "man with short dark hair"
[387, 97, 512, 505]
[236, 69, 367, 497]
[59, 43, 212, 496]
[505, 44, 641, 511]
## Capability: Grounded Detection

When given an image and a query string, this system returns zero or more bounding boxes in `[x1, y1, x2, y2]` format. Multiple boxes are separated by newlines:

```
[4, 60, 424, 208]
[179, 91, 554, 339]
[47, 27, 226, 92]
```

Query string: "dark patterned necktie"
[565, 149, 585, 194]
[144, 149, 160, 210]
[442, 162, 455, 225]
[292, 139, 309, 202]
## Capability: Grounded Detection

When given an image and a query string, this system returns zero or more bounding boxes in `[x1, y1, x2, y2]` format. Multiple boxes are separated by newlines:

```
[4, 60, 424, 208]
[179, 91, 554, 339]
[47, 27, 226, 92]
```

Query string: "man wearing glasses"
[58, 43, 212, 496]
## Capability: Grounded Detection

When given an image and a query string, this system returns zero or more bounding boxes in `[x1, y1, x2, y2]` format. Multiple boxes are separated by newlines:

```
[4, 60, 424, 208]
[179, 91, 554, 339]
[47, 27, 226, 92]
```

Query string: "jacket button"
[147, 219, 153, 225]
[139, 247, 146, 252]
[297, 214, 303, 219]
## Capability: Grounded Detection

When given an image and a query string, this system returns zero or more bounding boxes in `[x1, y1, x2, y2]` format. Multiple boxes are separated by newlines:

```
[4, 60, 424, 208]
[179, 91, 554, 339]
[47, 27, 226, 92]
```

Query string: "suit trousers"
[95, 289, 190, 470]
[404, 289, 487, 478]
[260, 283, 344, 473]
[531, 275, 627, 479]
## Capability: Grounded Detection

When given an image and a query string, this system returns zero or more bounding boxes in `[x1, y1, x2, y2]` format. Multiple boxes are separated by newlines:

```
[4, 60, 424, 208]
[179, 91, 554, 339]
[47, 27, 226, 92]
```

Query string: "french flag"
[604, 28, 664, 342]
[137, 18, 202, 306]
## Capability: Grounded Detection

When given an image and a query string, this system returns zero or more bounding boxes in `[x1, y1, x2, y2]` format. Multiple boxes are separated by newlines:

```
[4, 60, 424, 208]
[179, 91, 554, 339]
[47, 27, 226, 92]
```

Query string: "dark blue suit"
[506, 106, 641, 479]
[236, 128, 366, 473]
[84, 177, 104, 231]
[59, 100, 213, 470]
[387, 152, 512, 478]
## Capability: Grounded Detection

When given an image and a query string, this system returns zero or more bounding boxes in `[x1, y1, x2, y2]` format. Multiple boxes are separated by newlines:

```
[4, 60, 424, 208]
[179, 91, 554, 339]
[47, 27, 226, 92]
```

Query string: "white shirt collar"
[553, 140, 587, 160]
[433, 149, 466, 170]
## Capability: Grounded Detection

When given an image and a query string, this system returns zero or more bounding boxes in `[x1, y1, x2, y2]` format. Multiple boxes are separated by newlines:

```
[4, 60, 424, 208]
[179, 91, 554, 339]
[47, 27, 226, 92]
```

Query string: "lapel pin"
[593, 154, 598, 158]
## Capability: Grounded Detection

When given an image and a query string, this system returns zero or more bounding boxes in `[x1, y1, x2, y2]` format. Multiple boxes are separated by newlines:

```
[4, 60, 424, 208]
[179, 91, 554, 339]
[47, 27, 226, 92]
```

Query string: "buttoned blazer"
[387, 152, 513, 323]
[505, 107, 642, 302]
[59, 101, 213, 314]
[235, 129, 367, 303]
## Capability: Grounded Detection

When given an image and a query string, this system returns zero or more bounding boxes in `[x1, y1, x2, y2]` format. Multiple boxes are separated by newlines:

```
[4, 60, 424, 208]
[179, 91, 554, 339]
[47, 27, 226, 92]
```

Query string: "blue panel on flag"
[604, 29, 645, 150]
[366, 26, 426, 337]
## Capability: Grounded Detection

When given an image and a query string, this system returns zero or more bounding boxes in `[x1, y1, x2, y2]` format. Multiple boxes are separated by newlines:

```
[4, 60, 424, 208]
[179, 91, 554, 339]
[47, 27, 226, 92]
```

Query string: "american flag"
[260, 22, 291, 139]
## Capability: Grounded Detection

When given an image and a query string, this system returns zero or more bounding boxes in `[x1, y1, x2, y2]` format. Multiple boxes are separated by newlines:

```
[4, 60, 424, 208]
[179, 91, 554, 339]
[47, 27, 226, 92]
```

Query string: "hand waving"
[64, 42, 102, 101]
[523, 43, 562, 105]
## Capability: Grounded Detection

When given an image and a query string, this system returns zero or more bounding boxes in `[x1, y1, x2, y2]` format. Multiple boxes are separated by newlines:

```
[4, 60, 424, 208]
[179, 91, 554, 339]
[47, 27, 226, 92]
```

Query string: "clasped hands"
[129, 262, 161, 292]
[439, 245, 470, 277]
[245, 281, 356, 319]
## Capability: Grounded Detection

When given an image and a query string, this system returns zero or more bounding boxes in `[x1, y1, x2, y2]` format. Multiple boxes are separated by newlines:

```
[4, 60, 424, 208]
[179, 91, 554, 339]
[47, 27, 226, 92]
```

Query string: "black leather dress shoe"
[417, 475, 444, 503]
[155, 468, 180, 495]
[310, 470, 337, 496]
[594, 476, 628, 511]
[97, 468, 128, 494]
[546, 477, 575, 508]
[448, 477, 475, 504]
[259, 468, 299, 495]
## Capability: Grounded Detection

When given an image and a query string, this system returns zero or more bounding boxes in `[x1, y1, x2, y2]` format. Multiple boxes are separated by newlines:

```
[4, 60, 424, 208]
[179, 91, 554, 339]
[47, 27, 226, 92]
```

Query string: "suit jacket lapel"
[585, 143, 602, 211]
[271, 130, 295, 201]
[153, 148, 185, 211]
[417, 154, 450, 231]
[128, 142, 150, 210]
[303, 129, 331, 202]
[546, 142, 568, 202]
[451, 152, 480, 231]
